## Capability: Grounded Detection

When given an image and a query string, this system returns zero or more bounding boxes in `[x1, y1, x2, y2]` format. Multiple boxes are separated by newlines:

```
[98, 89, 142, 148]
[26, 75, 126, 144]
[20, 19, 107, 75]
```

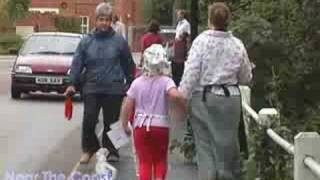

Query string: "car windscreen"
[20, 35, 81, 56]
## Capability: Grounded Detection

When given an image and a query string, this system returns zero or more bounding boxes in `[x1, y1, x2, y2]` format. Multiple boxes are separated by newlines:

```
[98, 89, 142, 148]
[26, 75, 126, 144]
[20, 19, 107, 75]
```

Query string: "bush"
[230, 0, 320, 179]
[0, 33, 23, 54]
[54, 16, 81, 33]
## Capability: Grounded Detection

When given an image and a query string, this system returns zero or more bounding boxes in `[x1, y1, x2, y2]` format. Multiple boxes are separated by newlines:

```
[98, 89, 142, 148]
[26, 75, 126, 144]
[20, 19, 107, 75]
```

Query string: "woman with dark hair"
[139, 20, 163, 67]
[178, 2, 254, 180]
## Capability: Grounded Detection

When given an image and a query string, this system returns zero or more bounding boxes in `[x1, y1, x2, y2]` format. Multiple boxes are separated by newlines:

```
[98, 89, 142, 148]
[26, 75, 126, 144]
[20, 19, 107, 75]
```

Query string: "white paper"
[107, 121, 130, 149]
[110, 121, 122, 130]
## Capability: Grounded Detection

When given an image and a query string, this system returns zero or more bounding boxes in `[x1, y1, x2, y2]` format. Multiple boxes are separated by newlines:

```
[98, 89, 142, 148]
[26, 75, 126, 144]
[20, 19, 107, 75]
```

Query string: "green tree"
[190, 0, 199, 40]
[0, 0, 11, 31]
[7, 0, 31, 21]
[229, 0, 320, 179]
[54, 16, 81, 33]
[144, 0, 173, 25]
[172, 0, 320, 179]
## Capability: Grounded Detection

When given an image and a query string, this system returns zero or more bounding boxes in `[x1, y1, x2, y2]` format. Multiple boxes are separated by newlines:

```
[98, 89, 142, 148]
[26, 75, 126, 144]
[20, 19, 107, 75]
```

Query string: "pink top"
[127, 76, 175, 115]
[127, 76, 176, 129]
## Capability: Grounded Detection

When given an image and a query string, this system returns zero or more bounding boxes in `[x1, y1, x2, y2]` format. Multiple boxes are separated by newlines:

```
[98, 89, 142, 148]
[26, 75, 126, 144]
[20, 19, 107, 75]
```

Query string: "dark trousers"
[171, 62, 185, 86]
[82, 94, 123, 154]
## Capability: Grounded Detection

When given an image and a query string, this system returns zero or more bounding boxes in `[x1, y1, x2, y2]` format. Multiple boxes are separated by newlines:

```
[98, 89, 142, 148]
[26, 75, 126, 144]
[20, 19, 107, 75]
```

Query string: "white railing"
[240, 86, 320, 180]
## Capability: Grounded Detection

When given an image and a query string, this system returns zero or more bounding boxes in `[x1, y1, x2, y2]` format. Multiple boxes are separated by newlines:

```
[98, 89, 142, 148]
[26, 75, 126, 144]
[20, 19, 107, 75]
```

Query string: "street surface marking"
[67, 114, 139, 179]
[67, 162, 80, 180]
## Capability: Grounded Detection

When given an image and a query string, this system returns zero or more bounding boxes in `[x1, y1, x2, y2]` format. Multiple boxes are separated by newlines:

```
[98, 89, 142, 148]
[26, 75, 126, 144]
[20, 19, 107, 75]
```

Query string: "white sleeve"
[184, 21, 191, 35]
[178, 37, 203, 98]
[238, 46, 253, 85]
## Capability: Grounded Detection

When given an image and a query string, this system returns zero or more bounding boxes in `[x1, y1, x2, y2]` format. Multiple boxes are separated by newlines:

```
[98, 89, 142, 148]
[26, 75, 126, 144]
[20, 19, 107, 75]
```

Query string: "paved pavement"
[0, 55, 16, 60]
[0, 55, 198, 180]
[69, 52, 199, 179]
[69, 121, 198, 180]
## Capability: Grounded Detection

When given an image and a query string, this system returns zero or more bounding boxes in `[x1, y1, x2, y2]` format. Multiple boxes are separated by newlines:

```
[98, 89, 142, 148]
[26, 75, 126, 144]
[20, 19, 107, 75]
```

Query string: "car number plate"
[35, 76, 63, 85]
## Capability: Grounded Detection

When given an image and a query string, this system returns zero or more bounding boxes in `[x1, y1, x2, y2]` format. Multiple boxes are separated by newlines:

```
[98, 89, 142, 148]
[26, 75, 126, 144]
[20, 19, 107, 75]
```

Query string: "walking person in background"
[139, 19, 163, 67]
[64, 2, 135, 164]
[178, 2, 254, 180]
[112, 14, 126, 39]
[172, 9, 191, 86]
[120, 44, 185, 180]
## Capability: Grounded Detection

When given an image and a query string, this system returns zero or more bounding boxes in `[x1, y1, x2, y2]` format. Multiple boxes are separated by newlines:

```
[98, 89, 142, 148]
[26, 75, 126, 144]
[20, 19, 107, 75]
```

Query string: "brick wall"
[113, 0, 144, 26]
[31, 0, 60, 8]
[128, 26, 146, 52]
[16, 12, 57, 32]
[114, 0, 145, 52]
[18, 0, 146, 50]
[18, 0, 106, 33]
[21, 0, 144, 32]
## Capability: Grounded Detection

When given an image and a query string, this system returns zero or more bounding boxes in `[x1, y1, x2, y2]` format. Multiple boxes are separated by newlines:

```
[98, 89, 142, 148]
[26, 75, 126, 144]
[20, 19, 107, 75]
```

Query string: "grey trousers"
[189, 92, 241, 180]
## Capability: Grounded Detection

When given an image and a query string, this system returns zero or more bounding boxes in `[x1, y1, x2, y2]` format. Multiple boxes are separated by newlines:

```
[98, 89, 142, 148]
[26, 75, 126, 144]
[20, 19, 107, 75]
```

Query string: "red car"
[11, 32, 83, 99]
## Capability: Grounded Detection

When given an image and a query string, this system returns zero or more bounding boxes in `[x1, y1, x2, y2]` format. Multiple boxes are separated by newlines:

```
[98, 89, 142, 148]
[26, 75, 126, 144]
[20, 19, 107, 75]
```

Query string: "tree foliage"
[0, 33, 23, 54]
[7, 0, 31, 21]
[221, 0, 320, 179]
[0, 0, 11, 31]
[54, 16, 81, 34]
[230, 0, 320, 131]
[144, 0, 173, 25]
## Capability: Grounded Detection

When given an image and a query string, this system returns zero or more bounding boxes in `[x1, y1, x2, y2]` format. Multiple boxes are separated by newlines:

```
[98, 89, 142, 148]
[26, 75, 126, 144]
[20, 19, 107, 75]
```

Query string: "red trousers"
[134, 127, 169, 180]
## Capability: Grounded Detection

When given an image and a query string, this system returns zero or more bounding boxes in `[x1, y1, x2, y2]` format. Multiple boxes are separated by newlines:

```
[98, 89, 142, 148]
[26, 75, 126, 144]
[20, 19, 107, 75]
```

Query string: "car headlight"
[15, 65, 32, 74]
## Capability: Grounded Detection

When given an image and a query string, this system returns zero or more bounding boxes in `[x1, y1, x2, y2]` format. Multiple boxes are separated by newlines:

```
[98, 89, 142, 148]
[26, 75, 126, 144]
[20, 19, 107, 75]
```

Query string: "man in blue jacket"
[64, 2, 135, 164]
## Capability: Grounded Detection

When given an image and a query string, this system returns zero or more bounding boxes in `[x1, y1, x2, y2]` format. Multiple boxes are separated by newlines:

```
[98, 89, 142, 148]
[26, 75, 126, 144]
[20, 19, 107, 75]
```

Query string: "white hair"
[95, 2, 113, 18]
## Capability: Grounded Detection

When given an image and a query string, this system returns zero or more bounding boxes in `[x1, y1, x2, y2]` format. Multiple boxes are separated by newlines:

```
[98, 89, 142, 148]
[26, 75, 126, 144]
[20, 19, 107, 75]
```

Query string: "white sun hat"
[142, 44, 171, 77]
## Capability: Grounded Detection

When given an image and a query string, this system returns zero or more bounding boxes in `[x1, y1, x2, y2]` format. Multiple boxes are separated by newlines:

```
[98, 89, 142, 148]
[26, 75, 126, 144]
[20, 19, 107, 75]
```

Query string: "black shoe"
[106, 152, 120, 162]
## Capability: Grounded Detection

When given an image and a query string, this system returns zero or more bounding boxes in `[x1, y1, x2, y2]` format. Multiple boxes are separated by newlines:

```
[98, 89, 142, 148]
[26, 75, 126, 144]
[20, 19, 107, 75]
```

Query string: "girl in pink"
[120, 44, 184, 180]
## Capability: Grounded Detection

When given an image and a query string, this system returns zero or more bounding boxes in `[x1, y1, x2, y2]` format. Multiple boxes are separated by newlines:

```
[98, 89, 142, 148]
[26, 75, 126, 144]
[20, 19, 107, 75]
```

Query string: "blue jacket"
[70, 29, 135, 95]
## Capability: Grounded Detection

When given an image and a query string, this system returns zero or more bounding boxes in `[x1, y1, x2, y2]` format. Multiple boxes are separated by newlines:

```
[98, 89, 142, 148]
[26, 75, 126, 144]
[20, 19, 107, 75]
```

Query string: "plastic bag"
[95, 148, 117, 180]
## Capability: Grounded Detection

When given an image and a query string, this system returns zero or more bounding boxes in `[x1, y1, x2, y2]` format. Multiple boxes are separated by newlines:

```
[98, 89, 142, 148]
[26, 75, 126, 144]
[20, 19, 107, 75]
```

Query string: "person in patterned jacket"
[178, 2, 254, 180]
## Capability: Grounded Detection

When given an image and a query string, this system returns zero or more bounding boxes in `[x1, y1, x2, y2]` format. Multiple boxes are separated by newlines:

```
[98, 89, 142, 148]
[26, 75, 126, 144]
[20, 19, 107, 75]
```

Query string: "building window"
[80, 16, 89, 34]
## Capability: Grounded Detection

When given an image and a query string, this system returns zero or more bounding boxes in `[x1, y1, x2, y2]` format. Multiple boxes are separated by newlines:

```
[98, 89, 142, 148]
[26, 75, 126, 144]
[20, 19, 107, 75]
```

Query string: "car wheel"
[11, 87, 21, 99]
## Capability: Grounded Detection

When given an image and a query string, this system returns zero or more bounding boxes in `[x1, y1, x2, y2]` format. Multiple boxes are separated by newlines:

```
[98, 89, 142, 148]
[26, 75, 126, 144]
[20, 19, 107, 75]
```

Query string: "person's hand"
[64, 86, 76, 97]
[176, 99, 188, 121]
[179, 98, 188, 112]
[122, 122, 131, 136]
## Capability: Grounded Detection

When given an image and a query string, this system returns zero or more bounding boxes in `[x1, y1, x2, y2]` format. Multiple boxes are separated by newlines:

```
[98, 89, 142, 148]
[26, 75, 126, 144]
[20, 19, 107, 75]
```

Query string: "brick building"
[16, 0, 145, 37]
[113, 0, 144, 26]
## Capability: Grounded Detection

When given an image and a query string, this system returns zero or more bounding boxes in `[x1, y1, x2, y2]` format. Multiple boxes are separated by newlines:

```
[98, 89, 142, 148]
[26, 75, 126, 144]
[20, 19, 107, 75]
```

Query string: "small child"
[120, 44, 184, 180]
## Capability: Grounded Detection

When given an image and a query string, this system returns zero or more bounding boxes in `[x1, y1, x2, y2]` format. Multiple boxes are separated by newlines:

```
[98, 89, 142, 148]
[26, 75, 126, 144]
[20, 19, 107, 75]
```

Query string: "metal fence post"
[294, 132, 320, 180]
[258, 108, 279, 127]
[240, 86, 251, 135]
